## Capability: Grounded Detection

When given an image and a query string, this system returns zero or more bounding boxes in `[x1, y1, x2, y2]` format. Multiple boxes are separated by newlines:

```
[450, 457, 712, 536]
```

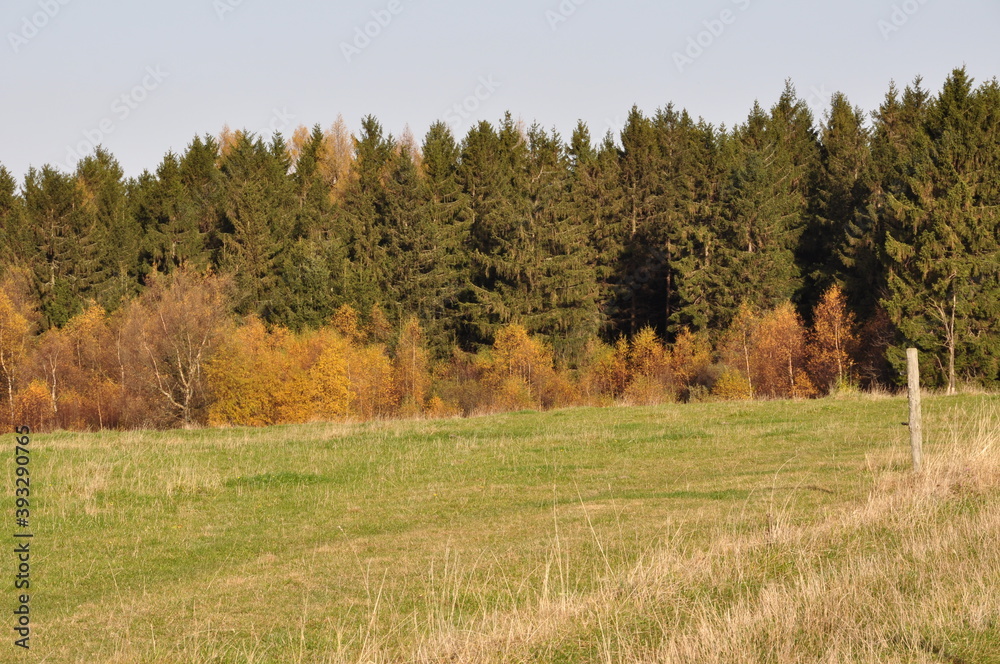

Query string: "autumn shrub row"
[0, 269, 864, 432]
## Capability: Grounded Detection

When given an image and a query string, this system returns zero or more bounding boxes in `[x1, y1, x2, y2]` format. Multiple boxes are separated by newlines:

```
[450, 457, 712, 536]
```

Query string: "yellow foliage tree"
[14, 380, 53, 432]
[670, 328, 713, 388]
[624, 326, 675, 405]
[0, 289, 30, 427]
[484, 324, 556, 410]
[579, 339, 628, 403]
[321, 115, 355, 201]
[59, 303, 121, 429]
[751, 303, 816, 399]
[394, 317, 430, 417]
[287, 125, 312, 169]
[808, 285, 859, 392]
[346, 344, 397, 419]
[366, 303, 393, 345]
[206, 316, 280, 427]
[307, 329, 352, 421]
[331, 304, 363, 342]
[718, 303, 761, 398]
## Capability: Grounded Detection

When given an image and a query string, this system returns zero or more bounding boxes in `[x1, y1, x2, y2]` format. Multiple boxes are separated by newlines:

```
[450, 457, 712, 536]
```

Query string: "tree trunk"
[947, 290, 957, 396]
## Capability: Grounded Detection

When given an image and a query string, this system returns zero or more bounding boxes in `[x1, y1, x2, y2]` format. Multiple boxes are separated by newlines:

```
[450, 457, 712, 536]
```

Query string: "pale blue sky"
[2, 0, 998, 179]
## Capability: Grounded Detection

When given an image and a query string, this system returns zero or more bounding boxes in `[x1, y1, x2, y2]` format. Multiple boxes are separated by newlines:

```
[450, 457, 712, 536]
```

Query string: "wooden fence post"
[906, 348, 923, 472]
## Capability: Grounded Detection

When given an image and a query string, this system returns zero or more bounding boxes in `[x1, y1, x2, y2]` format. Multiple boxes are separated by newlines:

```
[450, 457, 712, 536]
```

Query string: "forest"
[0, 67, 997, 431]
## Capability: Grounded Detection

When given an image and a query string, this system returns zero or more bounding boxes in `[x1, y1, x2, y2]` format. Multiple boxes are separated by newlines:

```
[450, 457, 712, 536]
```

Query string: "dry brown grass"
[336, 403, 1000, 663]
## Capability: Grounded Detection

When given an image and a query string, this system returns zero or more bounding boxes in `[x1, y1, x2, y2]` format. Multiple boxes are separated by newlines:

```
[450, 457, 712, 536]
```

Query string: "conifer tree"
[135, 152, 210, 274]
[880, 70, 1000, 391]
[23, 166, 87, 327]
[340, 115, 395, 314]
[270, 125, 342, 329]
[702, 85, 818, 329]
[218, 132, 295, 317]
[0, 167, 28, 276]
[73, 149, 142, 311]
[524, 123, 599, 360]
[568, 126, 625, 338]
[416, 121, 471, 354]
[806, 92, 872, 313]
[459, 114, 532, 344]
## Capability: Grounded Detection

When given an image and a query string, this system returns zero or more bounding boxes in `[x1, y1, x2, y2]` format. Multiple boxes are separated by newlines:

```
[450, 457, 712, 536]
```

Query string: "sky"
[2, 0, 998, 180]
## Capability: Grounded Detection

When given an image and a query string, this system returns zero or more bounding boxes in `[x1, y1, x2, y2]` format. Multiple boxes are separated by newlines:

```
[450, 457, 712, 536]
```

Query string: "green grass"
[3, 394, 998, 662]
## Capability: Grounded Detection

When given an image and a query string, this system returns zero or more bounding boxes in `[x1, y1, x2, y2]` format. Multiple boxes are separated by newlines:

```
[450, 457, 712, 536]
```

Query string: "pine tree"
[23, 166, 88, 327]
[806, 92, 873, 315]
[179, 135, 224, 259]
[0, 166, 29, 276]
[702, 84, 818, 329]
[615, 106, 664, 335]
[74, 149, 143, 312]
[270, 125, 341, 329]
[523, 122, 599, 360]
[416, 121, 471, 354]
[458, 114, 533, 345]
[218, 131, 295, 317]
[568, 126, 625, 338]
[382, 140, 428, 326]
[340, 115, 395, 314]
[135, 151, 210, 275]
[668, 118, 725, 334]
[880, 70, 1000, 391]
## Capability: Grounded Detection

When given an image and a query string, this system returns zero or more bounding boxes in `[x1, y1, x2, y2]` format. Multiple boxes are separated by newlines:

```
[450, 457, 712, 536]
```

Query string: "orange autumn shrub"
[670, 328, 713, 399]
[14, 380, 53, 432]
[623, 326, 675, 405]
[483, 324, 558, 410]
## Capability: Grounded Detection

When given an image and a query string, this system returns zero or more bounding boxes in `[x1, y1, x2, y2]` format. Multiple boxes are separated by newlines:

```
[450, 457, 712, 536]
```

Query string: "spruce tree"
[340, 115, 395, 314]
[880, 70, 1000, 390]
[136, 152, 210, 274]
[569, 127, 625, 339]
[524, 123, 599, 360]
[72, 148, 142, 311]
[23, 166, 87, 327]
[458, 114, 533, 345]
[416, 121, 471, 354]
[218, 131, 295, 317]
[806, 92, 873, 315]
[0, 167, 28, 276]
[270, 125, 341, 330]
[702, 85, 818, 329]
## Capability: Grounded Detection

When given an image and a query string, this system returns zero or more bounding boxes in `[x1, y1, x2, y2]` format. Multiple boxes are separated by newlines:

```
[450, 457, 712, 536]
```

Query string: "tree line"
[0, 67, 998, 430]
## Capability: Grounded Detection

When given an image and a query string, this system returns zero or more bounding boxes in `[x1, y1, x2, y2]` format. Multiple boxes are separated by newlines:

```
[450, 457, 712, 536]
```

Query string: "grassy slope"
[4, 394, 998, 662]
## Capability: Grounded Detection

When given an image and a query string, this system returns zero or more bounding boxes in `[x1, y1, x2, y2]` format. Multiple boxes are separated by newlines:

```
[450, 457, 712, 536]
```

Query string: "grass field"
[4, 393, 999, 663]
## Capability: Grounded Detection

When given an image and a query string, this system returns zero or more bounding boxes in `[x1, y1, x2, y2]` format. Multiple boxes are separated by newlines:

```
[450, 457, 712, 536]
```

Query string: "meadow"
[4, 393, 999, 663]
